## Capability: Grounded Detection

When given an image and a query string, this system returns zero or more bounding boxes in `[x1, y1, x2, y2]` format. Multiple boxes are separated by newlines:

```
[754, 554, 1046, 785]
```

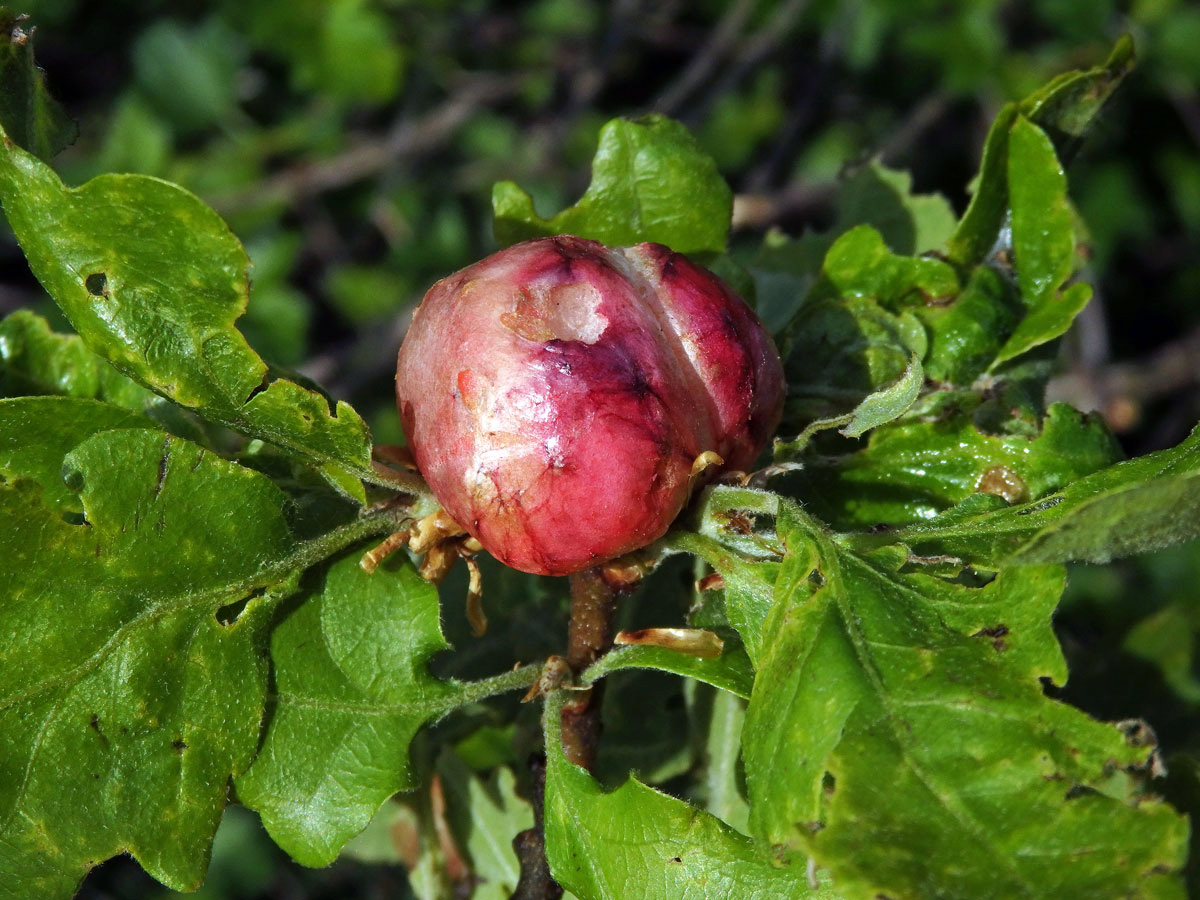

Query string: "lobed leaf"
[236, 552, 462, 866]
[742, 501, 1188, 900]
[0, 126, 375, 491]
[0, 426, 303, 897]
[492, 115, 732, 255]
[236, 552, 537, 868]
[542, 692, 837, 900]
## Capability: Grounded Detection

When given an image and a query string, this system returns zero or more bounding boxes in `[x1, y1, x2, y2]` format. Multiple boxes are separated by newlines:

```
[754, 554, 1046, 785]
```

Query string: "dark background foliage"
[4, 1, 1197, 896]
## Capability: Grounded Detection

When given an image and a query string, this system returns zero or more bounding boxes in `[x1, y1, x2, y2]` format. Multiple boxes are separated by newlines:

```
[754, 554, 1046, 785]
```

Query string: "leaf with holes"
[786, 401, 1121, 532]
[0, 426, 316, 898]
[742, 500, 1188, 899]
[0, 125, 374, 495]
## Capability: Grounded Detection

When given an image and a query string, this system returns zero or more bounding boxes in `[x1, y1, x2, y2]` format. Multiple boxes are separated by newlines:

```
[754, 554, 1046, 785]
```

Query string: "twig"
[1047, 324, 1200, 432]
[212, 76, 520, 214]
[704, 0, 811, 119]
[877, 92, 950, 165]
[561, 567, 618, 770]
[508, 569, 618, 898]
[653, 0, 756, 115]
[509, 755, 563, 900]
[731, 181, 836, 230]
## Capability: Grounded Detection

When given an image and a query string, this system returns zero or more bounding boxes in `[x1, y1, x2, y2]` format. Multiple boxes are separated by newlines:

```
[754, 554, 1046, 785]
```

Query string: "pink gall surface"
[396, 236, 784, 575]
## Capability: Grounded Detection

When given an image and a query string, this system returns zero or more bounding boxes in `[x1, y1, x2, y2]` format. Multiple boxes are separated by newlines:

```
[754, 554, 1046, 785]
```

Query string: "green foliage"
[0, 127, 377, 495]
[493, 115, 733, 255]
[237, 552, 461, 866]
[0, 425, 296, 895]
[0, 17, 1197, 900]
[878, 422, 1200, 568]
[542, 692, 835, 900]
[0, 9, 75, 161]
[743, 502, 1186, 899]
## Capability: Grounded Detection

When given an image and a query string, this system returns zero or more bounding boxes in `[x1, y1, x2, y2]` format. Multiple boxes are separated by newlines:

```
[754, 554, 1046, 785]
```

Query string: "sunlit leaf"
[743, 501, 1188, 899]
[493, 115, 732, 255]
[881, 422, 1200, 567]
[0, 428, 303, 897]
[0, 126, 375, 490]
[542, 692, 837, 900]
[237, 552, 536, 867]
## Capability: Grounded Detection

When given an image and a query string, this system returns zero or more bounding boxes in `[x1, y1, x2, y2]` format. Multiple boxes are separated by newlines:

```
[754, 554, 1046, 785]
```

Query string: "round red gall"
[396, 236, 784, 576]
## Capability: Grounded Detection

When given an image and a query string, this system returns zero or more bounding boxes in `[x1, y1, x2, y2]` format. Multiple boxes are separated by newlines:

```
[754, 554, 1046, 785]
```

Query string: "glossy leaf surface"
[493, 115, 732, 255]
[0, 128, 374, 488]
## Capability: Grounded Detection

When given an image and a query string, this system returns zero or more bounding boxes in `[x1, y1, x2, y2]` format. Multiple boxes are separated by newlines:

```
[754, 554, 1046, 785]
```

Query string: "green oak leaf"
[1019, 34, 1136, 164]
[542, 692, 838, 900]
[0, 396, 156, 513]
[787, 401, 1121, 531]
[918, 263, 1023, 385]
[1007, 116, 1075, 310]
[0, 311, 230, 450]
[777, 226, 945, 427]
[947, 36, 1134, 270]
[837, 352, 923, 439]
[835, 162, 958, 257]
[820, 224, 958, 308]
[776, 352, 925, 461]
[492, 115, 732, 255]
[0, 309, 153, 408]
[883, 421, 1200, 568]
[750, 161, 958, 336]
[236, 551, 535, 867]
[0, 9, 76, 161]
[945, 102, 1019, 270]
[742, 500, 1188, 900]
[0, 427, 312, 898]
[949, 38, 1133, 270]
[0, 126, 375, 491]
